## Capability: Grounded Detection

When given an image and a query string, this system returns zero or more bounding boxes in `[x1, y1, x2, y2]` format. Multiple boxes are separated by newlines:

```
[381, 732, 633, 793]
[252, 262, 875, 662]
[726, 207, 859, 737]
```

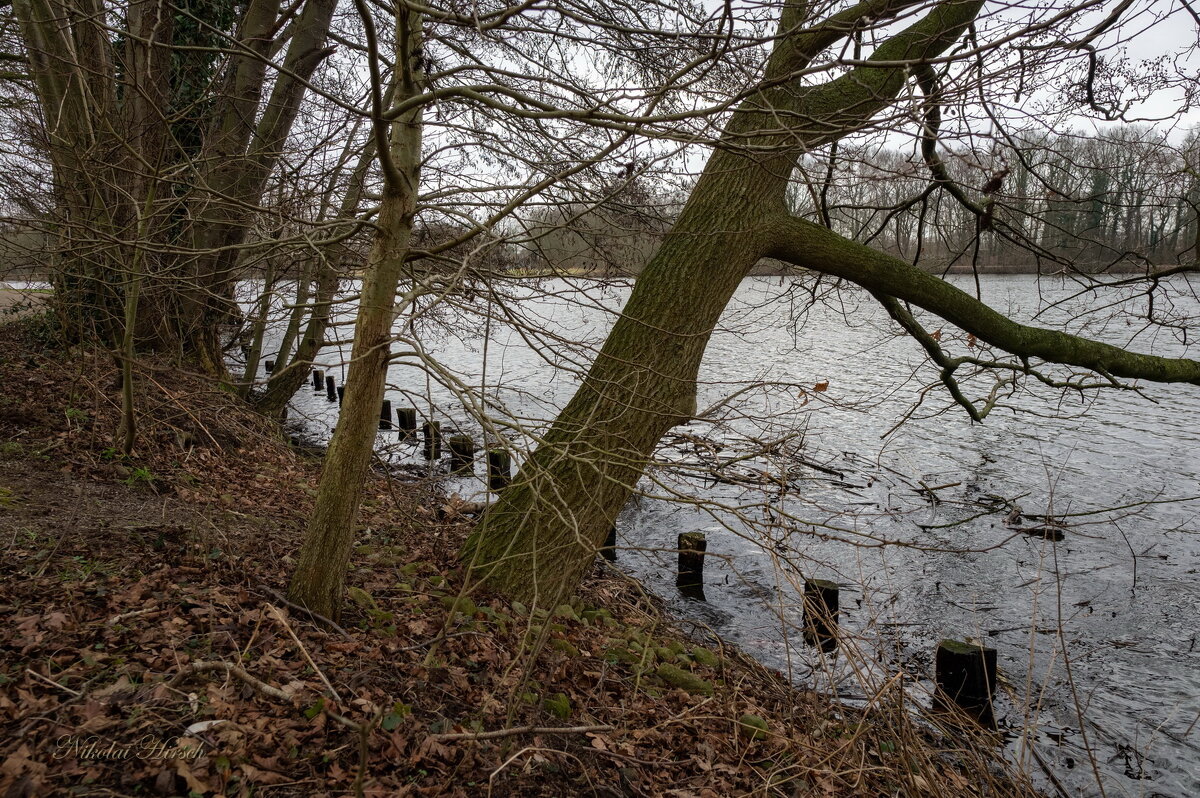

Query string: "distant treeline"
[795, 126, 1200, 273]
[6, 126, 1197, 281]
[521, 125, 1200, 276]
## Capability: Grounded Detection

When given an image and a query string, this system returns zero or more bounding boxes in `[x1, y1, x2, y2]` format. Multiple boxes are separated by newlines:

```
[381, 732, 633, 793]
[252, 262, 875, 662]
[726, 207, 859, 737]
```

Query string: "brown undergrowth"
[0, 314, 1041, 797]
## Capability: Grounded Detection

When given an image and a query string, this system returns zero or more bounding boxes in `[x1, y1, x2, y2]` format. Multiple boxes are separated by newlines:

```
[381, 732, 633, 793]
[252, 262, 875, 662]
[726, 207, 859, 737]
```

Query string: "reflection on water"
[257, 274, 1199, 797]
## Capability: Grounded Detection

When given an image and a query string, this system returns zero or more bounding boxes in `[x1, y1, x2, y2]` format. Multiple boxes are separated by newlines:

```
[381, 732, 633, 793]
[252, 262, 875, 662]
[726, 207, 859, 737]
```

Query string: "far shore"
[3, 260, 1175, 289]
[0, 287, 48, 318]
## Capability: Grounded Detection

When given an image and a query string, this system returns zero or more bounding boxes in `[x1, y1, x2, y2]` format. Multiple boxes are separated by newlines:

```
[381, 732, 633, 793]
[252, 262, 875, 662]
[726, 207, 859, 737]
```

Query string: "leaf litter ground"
[0, 316, 1041, 797]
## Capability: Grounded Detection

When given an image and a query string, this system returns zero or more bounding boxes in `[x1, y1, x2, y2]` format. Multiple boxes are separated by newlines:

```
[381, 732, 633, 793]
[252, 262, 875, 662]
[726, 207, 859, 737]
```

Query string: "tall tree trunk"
[178, 0, 338, 372]
[287, 7, 423, 619]
[462, 156, 776, 605]
[462, 0, 986, 608]
[14, 0, 337, 371]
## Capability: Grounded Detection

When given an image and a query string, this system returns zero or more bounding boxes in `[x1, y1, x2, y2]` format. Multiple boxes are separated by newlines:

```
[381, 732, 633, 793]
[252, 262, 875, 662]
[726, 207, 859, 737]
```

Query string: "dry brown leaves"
[0, 322, 1039, 798]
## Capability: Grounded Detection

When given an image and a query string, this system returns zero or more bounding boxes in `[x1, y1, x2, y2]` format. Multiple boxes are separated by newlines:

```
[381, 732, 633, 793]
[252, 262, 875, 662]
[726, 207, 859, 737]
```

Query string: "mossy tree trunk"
[286, 9, 424, 620]
[13, 0, 336, 373]
[462, 0, 987, 607]
[461, 0, 1200, 609]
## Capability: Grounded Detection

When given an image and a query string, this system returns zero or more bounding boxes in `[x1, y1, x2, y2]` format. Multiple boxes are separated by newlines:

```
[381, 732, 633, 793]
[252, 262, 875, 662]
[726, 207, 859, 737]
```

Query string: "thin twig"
[26, 668, 82, 697]
[432, 723, 614, 742]
[169, 661, 294, 701]
[262, 586, 351, 637]
[267, 604, 343, 703]
[106, 607, 158, 625]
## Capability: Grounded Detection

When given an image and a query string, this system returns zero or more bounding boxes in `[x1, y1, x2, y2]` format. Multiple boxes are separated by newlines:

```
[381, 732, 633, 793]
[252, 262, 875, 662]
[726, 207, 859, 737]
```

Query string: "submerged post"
[422, 421, 442, 460]
[312, 368, 323, 390]
[325, 375, 336, 402]
[677, 532, 707, 599]
[448, 435, 475, 473]
[600, 524, 617, 562]
[379, 399, 393, 430]
[397, 407, 417, 439]
[337, 386, 344, 404]
[802, 579, 839, 651]
[935, 639, 997, 718]
[264, 359, 275, 373]
[486, 449, 511, 491]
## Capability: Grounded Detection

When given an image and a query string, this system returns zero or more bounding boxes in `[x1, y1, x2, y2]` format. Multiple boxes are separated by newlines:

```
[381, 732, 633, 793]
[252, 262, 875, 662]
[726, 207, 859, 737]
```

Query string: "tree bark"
[14, 0, 337, 371]
[181, 0, 338, 372]
[462, 0, 986, 607]
[287, 6, 423, 620]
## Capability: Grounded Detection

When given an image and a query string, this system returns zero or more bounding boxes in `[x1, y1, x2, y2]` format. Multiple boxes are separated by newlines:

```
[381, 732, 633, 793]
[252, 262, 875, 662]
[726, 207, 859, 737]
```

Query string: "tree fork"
[461, 0, 986, 610]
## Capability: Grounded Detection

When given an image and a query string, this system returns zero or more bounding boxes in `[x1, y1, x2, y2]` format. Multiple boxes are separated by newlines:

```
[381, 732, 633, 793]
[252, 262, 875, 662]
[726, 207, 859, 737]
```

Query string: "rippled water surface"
[263, 274, 1200, 797]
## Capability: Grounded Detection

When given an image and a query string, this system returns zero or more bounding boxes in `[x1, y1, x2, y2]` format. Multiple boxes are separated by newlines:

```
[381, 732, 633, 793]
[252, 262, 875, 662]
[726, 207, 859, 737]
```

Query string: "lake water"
[253, 274, 1200, 797]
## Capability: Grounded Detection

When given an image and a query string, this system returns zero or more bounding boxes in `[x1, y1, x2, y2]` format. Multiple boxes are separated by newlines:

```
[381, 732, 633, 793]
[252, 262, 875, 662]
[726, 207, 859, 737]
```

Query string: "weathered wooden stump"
[677, 532, 707, 598]
[487, 449, 511, 490]
[448, 435, 475, 473]
[600, 524, 617, 562]
[312, 368, 323, 390]
[264, 359, 275, 373]
[325, 375, 336, 402]
[379, 399, 393, 430]
[935, 639, 997, 716]
[396, 407, 417, 438]
[336, 386, 345, 404]
[422, 421, 442, 460]
[802, 579, 839, 651]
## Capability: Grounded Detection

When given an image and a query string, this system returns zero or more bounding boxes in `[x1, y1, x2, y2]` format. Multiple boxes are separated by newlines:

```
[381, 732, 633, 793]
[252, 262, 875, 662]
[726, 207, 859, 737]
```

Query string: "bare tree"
[462, 0, 1200, 608]
[10, 0, 337, 367]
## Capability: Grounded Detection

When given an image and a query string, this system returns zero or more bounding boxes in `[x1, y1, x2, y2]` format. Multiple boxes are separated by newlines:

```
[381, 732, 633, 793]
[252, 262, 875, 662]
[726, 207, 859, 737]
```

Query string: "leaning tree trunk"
[178, 0, 338, 373]
[287, 8, 424, 620]
[462, 0, 986, 608]
[255, 135, 379, 419]
[462, 149, 779, 606]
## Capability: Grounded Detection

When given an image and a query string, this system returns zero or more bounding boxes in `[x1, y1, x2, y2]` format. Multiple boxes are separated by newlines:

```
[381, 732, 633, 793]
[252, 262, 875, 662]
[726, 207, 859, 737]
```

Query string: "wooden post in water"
[397, 407, 417, 439]
[422, 421, 442, 460]
[379, 400, 393, 430]
[599, 524, 617, 562]
[448, 435, 475, 473]
[312, 369, 323, 390]
[325, 375, 336, 402]
[264, 359, 275, 373]
[486, 449, 511, 490]
[802, 579, 839, 651]
[677, 532, 707, 599]
[336, 386, 344, 404]
[935, 639, 997, 717]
